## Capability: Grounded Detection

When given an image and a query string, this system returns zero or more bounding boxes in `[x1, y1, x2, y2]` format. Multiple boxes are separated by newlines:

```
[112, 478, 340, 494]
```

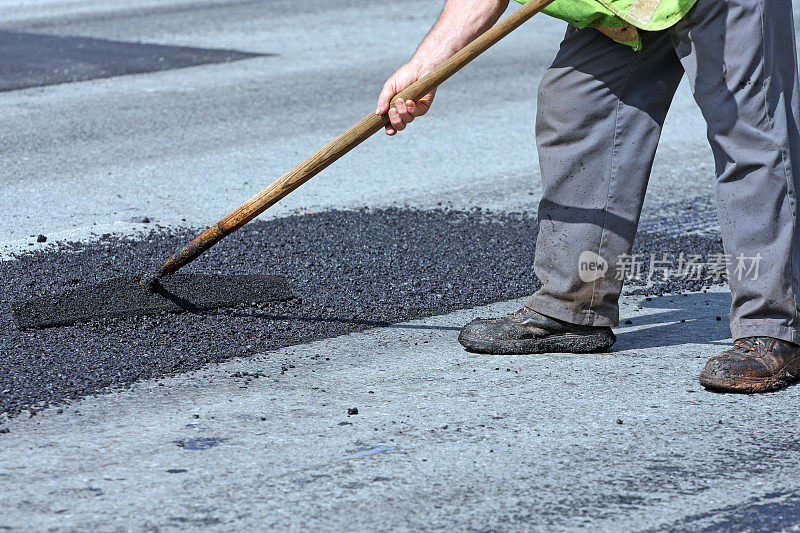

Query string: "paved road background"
[0, 0, 716, 250]
[2, 1, 800, 531]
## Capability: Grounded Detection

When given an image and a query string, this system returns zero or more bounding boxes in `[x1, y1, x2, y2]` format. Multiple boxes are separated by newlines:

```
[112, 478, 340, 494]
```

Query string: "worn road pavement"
[6, 290, 800, 532]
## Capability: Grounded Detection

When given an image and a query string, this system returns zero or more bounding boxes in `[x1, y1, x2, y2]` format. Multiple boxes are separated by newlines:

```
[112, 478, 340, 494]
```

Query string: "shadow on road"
[614, 290, 732, 352]
[211, 309, 464, 332]
[218, 290, 735, 343]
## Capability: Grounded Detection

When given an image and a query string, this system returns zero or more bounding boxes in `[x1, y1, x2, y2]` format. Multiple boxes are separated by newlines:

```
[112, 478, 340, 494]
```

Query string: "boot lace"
[510, 306, 533, 319]
[733, 337, 765, 354]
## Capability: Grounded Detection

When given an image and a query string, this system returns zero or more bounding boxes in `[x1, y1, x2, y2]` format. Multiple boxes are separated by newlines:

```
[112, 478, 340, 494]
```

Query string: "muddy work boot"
[458, 306, 616, 355]
[699, 337, 800, 393]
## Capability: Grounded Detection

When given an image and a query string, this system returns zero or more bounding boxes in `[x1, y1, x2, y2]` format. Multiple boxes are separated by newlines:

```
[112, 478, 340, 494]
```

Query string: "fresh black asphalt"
[0, 31, 264, 92]
[0, 203, 724, 420]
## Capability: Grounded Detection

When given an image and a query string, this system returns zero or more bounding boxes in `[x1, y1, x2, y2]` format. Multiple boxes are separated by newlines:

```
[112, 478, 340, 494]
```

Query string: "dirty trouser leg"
[526, 28, 684, 326]
[670, 0, 800, 344]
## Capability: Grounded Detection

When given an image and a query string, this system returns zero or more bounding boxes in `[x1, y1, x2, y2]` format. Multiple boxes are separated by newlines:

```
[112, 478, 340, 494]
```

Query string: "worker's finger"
[385, 124, 397, 135]
[415, 91, 435, 116]
[388, 108, 406, 131]
[394, 99, 414, 124]
[376, 79, 397, 115]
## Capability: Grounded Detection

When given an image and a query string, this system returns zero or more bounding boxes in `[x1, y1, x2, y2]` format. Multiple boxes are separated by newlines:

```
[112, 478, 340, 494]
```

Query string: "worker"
[376, 0, 800, 393]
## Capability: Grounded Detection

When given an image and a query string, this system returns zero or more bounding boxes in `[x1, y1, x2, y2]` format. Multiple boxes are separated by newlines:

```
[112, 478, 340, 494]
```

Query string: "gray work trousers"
[525, 0, 800, 344]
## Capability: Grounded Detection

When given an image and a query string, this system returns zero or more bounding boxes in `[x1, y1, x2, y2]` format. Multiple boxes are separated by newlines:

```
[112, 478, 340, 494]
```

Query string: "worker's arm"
[376, 0, 510, 135]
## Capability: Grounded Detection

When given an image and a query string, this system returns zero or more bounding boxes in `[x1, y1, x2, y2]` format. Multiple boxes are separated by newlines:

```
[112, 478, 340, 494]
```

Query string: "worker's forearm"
[410, 0, 510, 72]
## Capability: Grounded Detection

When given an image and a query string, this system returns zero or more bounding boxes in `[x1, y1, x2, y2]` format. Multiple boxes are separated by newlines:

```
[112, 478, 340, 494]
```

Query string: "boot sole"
[699, 363, 800, 394]
[458, 329, 616, 355]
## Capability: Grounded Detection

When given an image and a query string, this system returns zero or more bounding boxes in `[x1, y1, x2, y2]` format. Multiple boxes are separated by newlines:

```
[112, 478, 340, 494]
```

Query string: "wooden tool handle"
[144, 0, 555, 285]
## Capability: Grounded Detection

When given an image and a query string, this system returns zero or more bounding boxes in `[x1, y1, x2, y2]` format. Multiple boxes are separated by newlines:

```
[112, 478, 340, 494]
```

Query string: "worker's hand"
[376, 62, 436, 136]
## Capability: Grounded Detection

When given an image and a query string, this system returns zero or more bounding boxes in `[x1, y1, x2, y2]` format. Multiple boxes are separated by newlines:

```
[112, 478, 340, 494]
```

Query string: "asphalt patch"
[0, 207, 724, 419]
[667, 489, 800, 532]
[174, 437, 229, 450]
[0, 31, 265, 92]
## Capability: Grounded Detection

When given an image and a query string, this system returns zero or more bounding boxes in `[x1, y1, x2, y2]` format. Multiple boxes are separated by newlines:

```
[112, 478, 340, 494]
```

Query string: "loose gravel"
[0, 205, 723, 419]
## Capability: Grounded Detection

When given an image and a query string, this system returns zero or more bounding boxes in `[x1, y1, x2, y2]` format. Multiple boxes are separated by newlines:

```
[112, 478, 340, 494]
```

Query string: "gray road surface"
[0, 0, 715, 250]
[4, 289, 800, 532]
[2, 1, 800, 531]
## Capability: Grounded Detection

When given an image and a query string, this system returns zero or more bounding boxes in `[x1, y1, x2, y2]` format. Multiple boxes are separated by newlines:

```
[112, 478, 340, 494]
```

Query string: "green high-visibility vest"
[516, 0, 697, 50]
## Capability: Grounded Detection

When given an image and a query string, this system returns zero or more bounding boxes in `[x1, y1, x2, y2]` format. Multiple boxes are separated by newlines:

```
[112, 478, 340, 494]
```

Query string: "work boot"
[458, 306, 616, 355]
[700, 337, 800, 393]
